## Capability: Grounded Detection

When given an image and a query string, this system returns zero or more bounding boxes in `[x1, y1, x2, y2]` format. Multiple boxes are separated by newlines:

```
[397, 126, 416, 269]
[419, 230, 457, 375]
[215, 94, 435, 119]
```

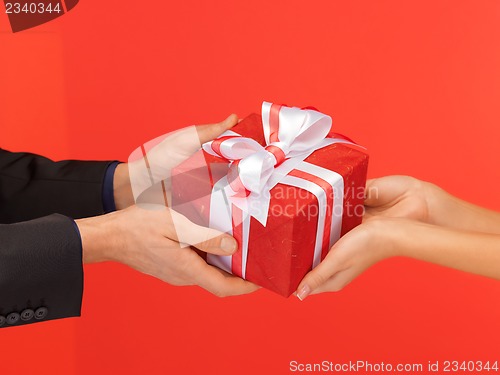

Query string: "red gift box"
[171, 105, 368, 297]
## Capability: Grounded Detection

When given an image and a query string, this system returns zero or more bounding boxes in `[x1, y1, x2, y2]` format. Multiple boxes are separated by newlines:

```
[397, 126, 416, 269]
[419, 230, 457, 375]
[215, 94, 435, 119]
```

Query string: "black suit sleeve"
[0, 148, 115, 223]
[0, 214, 84, 327]
[0, 149, 116, 328]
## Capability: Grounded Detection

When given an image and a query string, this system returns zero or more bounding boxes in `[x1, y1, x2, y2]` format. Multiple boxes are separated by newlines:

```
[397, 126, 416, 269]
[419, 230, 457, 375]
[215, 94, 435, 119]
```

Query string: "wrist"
[363, 218, 403, 260]
[113, 163, 134, 210]
[424, 182, 452, 225]
[76, 214, 117, 264]
[388, 218, 437, 260]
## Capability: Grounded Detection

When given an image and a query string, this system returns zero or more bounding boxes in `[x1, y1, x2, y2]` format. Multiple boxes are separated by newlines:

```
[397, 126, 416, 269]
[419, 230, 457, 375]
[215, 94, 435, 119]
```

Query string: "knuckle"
[175, 253, 194, 276]
[308, 273, 327, 290]
[408, 176, 422, 188]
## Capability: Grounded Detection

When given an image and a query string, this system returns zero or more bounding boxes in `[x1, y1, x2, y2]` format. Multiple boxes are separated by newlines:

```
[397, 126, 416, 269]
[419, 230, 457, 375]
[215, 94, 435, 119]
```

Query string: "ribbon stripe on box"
[202, 102, 354, 279]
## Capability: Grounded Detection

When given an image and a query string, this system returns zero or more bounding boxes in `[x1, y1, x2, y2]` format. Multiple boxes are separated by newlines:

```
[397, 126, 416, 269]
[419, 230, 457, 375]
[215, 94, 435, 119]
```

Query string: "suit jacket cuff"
[0, 214, 83, 328]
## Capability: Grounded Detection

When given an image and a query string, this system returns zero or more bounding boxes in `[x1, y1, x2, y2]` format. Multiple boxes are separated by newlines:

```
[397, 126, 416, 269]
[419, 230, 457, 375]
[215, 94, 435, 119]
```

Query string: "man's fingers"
[165, 209, 238, 255]
[192, 230, 238, 256]
[196, 114, 239, 144]
[189, 258, 260, 297]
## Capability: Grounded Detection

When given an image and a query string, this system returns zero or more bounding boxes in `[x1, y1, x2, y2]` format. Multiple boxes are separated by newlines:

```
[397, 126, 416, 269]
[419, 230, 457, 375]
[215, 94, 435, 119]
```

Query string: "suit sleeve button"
[21, 309, 34, 321]
[0, 316, 6, 327]
[34, 307, 48, 320]
[7, 312, 20, 325]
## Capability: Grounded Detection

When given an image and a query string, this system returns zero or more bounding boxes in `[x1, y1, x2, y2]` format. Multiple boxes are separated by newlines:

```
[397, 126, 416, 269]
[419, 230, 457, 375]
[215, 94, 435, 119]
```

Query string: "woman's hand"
[296, 216, 500, 300]
[296, 175, 500, 300]
[293, 175, 437, 299]
[295, 218, 397, 300]
[364, 176, 433, 222]
[365, 175, 500, 234]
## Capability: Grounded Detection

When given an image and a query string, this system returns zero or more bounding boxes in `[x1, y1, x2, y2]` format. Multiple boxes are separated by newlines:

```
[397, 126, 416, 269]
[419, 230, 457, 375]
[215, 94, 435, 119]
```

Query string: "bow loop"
[209, 132, 263, 161]
[261, 102, 332, 158]
[238, 150, 276, 194]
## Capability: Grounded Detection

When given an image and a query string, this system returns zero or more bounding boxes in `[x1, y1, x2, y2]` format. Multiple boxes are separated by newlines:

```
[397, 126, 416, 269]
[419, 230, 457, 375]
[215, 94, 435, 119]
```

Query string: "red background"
[1, 1, 500, 373]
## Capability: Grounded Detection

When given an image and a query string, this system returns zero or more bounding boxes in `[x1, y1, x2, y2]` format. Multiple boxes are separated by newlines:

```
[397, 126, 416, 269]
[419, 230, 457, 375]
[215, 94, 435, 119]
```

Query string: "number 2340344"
[5, 2, 62, 14]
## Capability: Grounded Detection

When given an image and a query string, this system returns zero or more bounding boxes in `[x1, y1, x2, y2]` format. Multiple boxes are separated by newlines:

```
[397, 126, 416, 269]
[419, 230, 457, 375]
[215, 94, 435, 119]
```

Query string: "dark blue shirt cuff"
[102, 162, 120, 213]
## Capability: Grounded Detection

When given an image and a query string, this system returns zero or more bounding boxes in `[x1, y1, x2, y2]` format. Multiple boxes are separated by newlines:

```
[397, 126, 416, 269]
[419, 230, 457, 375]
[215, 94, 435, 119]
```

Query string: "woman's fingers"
[365, 175, 424, 208]
[295, 221, 384, 300]
[295, 249, 345, 300]
[296, 254, 367, 300]
[308, 268, 361, 295]
[364, 177, 396, 207]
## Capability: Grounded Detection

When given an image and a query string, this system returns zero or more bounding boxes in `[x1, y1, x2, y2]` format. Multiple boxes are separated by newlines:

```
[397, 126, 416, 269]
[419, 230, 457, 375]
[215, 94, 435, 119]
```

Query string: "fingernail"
[221, 237, 237, 254]
[296, 284, 311, 301]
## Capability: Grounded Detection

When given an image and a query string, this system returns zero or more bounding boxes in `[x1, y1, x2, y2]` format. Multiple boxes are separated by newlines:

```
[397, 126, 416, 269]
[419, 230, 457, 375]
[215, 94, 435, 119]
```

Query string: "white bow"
[203, 102, 333, 226]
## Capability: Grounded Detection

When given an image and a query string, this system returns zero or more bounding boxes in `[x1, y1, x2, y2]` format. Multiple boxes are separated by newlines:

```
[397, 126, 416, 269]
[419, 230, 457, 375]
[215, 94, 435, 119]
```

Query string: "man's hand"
[77, 205, 259, 297]
[112, 114, 239, 210]
[78, 114, 259, 297]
